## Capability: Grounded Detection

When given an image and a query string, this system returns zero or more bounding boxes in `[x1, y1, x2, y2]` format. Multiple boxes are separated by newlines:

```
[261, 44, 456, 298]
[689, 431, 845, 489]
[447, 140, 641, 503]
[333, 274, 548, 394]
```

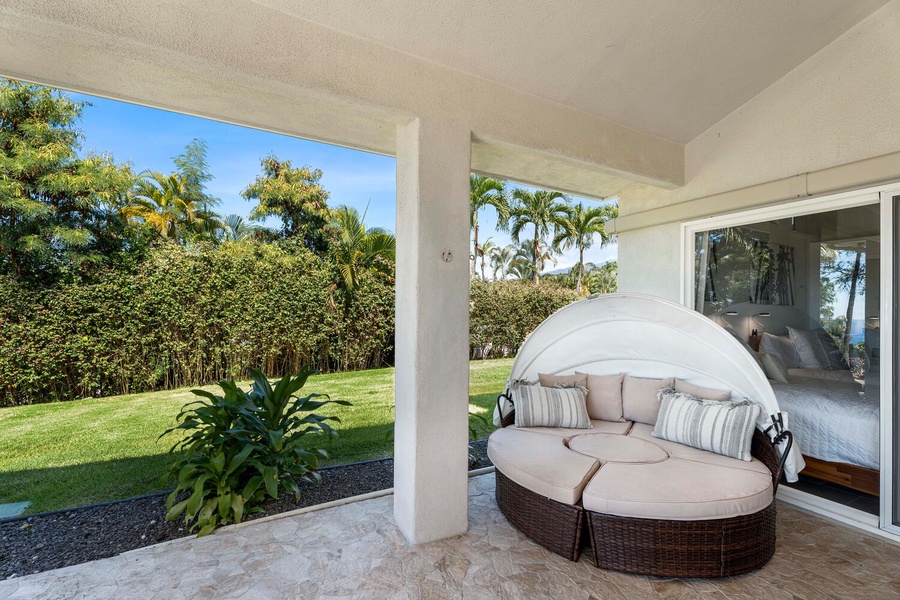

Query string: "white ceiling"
[253, 0, 889, 143]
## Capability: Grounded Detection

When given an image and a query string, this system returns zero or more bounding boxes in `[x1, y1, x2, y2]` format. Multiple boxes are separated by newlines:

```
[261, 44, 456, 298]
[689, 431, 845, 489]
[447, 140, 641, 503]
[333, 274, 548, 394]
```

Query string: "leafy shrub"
[0, 245, 585, 405]
[0, 241, 394, 405]
[161, 368, 349, 535]
[469, 280, 580, 358]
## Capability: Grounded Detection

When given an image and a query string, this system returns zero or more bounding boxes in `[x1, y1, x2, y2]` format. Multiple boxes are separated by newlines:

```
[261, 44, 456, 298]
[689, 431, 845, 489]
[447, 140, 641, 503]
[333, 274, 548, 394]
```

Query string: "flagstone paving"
[1, 474, 899, 599]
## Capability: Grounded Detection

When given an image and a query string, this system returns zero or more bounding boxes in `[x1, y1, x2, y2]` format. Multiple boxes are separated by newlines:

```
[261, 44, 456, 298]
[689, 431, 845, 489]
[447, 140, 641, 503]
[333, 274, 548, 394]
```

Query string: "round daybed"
[488, 294, 798, 578]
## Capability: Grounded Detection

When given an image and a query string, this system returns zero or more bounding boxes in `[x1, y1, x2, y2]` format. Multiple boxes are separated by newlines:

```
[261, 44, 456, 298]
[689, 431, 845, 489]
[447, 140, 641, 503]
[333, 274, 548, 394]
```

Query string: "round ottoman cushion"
[568, 433, 669, 464]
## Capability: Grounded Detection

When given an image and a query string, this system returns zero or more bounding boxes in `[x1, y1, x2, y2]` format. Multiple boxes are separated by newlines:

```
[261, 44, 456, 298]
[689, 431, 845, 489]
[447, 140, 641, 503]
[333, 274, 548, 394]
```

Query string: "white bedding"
[770, 377, 879, 470]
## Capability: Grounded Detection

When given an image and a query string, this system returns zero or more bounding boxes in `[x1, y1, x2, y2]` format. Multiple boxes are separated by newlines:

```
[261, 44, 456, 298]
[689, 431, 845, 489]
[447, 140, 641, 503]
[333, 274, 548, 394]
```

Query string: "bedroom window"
[692, 202, 882, 514]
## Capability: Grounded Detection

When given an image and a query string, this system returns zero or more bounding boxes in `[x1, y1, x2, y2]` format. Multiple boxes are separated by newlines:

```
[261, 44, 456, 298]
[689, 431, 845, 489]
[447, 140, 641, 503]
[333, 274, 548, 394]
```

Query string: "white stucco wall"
[617, 0, 900, 299]
[616, 223, 683, 301]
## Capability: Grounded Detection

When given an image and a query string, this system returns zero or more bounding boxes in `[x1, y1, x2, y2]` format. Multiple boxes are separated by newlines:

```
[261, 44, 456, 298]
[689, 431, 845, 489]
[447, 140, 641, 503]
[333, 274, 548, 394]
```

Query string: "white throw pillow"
[652, 388, 760, 461]
[759, 333, 801, 369]
[759, 352, 790, 384]
[512, 384, 592, 429]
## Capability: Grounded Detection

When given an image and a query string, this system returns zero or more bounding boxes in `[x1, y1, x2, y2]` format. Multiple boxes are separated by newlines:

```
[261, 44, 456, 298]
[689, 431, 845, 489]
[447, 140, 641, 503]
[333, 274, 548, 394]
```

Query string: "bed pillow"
[787, 368, 856, 383]
[652, 388, 761, 461]
[622, 376, 675, 425]
[512, 384, 592, 429]
[759, 352, 790, 384]
[538, 372, 588, 389]
[786, 327, 828, 369]
[792, 327, 846, 370]
[674, 379, 731, 401]
[759, 333, 801, 369]
[582, 372, 626, 422]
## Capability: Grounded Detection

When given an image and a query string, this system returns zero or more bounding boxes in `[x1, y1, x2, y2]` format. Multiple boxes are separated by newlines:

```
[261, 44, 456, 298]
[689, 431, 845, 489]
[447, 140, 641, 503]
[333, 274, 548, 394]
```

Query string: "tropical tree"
[489, 244, 518, 280]
[509, 188, 570, 284]
[242, 156, 332, 254]
[509, 241, 556, 282]
[478, 238, 497, 280]
[172, 138, 219, 211]
[553, 202, 617, 293]
[221, 214, 263, 241]
[585, 261, 618, 295]
[470, 175, 508, 278]
[124, 172, 222, 244]
[822, 246, 866, 363]
[328, 205, 396, 296]
[0, 79, 135, 282]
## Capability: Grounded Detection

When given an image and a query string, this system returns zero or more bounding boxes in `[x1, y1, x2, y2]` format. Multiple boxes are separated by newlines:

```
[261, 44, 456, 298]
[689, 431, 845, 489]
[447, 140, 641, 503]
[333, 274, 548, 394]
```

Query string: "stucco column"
[393, 117, 471, 544]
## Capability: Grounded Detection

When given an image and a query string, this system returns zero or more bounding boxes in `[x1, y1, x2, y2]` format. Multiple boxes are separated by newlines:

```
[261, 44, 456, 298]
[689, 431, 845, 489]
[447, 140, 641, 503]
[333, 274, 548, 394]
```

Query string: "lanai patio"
[1, 475, 898, 599]
[4, 0, 900, 597]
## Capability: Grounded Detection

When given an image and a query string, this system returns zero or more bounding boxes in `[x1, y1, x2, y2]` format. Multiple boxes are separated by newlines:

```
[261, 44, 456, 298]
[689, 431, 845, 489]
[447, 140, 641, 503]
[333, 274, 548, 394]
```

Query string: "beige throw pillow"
[674, 379, 731, 401]
[582, 372, 626, 422]
[538, 372, 588, 389]
[622, 376, 675, 425]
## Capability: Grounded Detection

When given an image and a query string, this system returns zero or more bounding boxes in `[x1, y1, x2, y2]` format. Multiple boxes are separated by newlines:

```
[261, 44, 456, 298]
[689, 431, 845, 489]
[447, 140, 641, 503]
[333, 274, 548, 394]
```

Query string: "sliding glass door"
[688, 195, 889, 525]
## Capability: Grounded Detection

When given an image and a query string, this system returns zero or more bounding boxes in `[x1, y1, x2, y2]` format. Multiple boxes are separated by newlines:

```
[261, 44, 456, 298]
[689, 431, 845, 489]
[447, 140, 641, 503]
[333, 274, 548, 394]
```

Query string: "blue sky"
[70, 91, 617, 274]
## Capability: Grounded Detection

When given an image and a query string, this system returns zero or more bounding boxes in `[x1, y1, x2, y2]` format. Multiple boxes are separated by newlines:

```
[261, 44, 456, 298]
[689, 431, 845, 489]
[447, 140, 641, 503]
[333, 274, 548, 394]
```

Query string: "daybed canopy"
[495, 293, 803, 481]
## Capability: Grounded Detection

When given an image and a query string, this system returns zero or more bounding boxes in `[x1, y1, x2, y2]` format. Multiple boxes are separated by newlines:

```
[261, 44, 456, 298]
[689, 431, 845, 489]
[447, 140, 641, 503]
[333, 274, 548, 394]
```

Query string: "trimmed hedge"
[0, 242, 394, 406]
[0, 249, 583, 405]
[469, 279, 582, 359]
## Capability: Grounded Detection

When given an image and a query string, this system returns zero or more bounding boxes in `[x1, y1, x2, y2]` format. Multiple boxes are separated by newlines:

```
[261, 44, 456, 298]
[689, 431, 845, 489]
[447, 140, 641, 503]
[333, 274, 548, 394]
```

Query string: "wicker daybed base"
[495, 470, 586, 562]
[493, 412, 786, 578]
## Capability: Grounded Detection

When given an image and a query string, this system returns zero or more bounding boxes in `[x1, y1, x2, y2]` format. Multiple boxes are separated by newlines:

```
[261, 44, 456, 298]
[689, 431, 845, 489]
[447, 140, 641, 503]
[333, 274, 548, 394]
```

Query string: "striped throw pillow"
[513, 384, 592, 429]
[652, 388, 760, 461]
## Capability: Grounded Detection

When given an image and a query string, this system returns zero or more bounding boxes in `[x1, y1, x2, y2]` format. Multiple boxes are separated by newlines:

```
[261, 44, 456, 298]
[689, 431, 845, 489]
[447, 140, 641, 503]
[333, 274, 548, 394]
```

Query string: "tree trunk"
[532, 231, 540, 285]
[841, 250, 862, 363]
[471, 220, 478, 279]
[695, 231, 709, 313]
[480, 252, 487, 280]
[576, 246, 584, 294]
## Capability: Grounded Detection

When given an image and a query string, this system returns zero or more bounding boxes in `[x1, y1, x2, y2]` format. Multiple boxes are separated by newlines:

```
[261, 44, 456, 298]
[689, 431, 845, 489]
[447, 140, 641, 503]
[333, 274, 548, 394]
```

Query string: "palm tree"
[490, 244, 518, 280]
[221, 214, 262, 241]
[553, 202, 617, 293]
[124, 172, 222, 243]
[509, 188, 570, 284]
[328, 205, 396, 295]
[478, 238, 497, 280]
[510, 241, 556, 281]
[585, 261, 618, 294]
[470, 175, 509, 279]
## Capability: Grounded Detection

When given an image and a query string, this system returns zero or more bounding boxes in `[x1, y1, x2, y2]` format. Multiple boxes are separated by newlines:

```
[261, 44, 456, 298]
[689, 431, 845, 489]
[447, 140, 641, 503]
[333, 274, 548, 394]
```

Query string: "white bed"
[770, 375, 879, 470]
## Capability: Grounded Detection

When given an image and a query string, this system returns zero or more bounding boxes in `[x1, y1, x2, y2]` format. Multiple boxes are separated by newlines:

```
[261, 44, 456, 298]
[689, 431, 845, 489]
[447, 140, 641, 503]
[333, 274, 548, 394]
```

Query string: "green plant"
[468, 412, 490, 468]
[161, 368, 350, 535]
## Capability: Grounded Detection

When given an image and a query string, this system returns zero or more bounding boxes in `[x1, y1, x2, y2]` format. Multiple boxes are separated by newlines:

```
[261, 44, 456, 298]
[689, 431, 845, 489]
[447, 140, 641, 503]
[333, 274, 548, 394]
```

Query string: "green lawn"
[0, 358, 511, 515]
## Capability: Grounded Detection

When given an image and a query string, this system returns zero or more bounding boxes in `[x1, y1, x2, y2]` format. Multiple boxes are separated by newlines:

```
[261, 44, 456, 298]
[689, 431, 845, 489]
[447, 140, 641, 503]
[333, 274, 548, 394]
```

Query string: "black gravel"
[0, 440, 492, 580]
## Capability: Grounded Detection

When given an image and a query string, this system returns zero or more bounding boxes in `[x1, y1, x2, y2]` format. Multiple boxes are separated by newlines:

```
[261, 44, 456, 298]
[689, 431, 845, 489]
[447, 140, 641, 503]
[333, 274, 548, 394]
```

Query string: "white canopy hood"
[493, 293, 804, 482]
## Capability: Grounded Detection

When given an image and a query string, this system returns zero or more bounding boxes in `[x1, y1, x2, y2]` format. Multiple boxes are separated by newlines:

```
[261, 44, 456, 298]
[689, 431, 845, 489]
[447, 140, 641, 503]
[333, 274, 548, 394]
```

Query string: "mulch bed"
[0, 439, 492, 580]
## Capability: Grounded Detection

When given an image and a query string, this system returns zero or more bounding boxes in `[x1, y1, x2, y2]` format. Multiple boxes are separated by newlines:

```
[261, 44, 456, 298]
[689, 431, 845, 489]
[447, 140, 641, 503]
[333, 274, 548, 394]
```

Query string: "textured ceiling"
[253, 0, 889, 143]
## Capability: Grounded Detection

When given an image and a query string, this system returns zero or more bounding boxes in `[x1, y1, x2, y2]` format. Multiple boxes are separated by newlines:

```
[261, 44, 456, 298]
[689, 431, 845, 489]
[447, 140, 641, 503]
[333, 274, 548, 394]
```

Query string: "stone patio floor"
[2, 473, 900, 599]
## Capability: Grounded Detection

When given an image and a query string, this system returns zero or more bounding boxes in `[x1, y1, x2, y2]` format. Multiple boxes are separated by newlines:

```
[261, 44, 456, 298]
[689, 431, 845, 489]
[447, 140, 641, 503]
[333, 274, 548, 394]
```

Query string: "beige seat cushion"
[515, 419, 631, 439]
[628, 424, 772, 475]
[583, 458, 773, 520]
[488, 428, 600, 505]
[568, 433, 668, 464]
